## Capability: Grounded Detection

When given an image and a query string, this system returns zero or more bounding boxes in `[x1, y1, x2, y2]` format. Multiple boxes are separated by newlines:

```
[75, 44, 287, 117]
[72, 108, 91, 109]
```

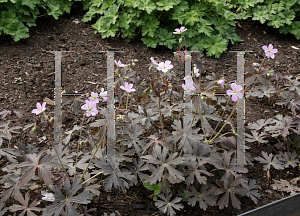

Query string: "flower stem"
[126, 94, 129, 110]
[81, 129, 106, 180]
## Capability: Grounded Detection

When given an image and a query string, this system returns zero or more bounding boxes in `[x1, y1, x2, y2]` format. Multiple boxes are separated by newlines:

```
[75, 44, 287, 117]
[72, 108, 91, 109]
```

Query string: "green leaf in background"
[46, 3, 62, 20]
[142, 18, 159, 37]
[22, 0, 40, 10]
[156, 0, 180, 11]
[104, 4, 119, 25]
[118, 13, 132, 30]
[184, 10, 200, 26]
[196, 18, 213, 37]
[252, 8, 269, 24]
[141, 35, 158, 48]
[171, 9, 186, 25]
[157, 28, 176, 49]
[204, 35, 228, 58]
[268, 14, 284, 28]
[214, 18, 230, 36]
[82, 6, 103, 22]
[8, 22, 29, 42]
[138, 0, 156, 14]
[290, 21, 300, 39]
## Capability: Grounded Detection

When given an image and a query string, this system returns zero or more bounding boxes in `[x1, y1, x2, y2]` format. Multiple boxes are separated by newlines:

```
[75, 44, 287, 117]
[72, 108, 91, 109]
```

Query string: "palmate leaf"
[169, 119, 202, 153]
[196, 18, 213, 37]
[138, 0, 156, 14]
[171, 8, 186, 25]
[186, 184, 217, 210]
[142, 133, 166, 155]
[184, 10, 200, 26]
[93, 157, 135, 193]
[155, 0, 180, 11]
[16, 151, 59, 186]
[9, 192, 42, 216]
[203, 35, 228, 58]
[278, 151, 299, 168]
[210, 150, 248, 185]
[242, 177, 261, 205]
[141, 146, 185, 185]
[42, 178, 94, 216]
[218, 136, 253, 166]
[264, 114, 298, 137]
[213, 174, 249, 209]
[246, 118, 275, 131]
[254, 151, 285, 170]
[121, 123, 145, 156]
[275, 97, 300, 116]
[104, 4, 119, 25]
[252, 6, 269, 24]
[245, 130, 268, 143]
[183, 140, 211, 164]
[155, 192, 183, 216]
[284, 77, 300, 96]
[124, 158, 149, 185]
[183, 159, 212, 185]
[142, 19, 159, 37]
[252, 85, 276, 98]
[156, 28, 176, 49]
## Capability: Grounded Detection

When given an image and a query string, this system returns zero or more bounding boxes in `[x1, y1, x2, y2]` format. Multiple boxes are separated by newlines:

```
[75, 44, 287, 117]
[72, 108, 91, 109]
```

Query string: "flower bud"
[49, 117, 54, 122]
[132, 62, 135, 66]
[133, 59, 138, 62]
[142, 82, 145, 86]
[149, 89, 153, 94]
[168, 84, 172, 89]
[31, 126, 36, 132]
[127, 94, 131, 98]
[179, 38, 182, 43]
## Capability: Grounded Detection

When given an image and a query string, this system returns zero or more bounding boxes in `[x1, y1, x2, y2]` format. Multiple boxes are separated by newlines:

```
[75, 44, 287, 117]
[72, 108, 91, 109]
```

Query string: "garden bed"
[0, 7, 300, 216]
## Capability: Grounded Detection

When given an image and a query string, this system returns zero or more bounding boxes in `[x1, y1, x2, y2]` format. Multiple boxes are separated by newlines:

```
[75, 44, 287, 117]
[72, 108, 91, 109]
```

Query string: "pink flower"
[150, 57, 158, 65]
[99, 88, 107, 101]
[173, 26, 187, 34]
[156, 60, 174, 73]
[81, 100, 98, 117]
[115, 60, 125, 67]
[193, 67, 200, 77]
[263, 44, 278, 59]
[182, 76, 196, 92]
[120, 82, 136, 93]
[226, 83, 243, 102]
[89, 92, 99, 103]
[32, 102, 46, 115]
[218, 79, 225, 86]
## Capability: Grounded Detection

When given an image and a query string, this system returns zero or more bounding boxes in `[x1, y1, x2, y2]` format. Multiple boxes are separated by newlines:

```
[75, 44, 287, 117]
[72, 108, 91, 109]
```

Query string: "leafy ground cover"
[0, 7, 300, 216]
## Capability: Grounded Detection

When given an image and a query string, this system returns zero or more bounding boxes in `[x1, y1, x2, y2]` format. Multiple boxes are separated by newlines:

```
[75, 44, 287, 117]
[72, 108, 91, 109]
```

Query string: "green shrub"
[82, 0, 244, 58]
[231, 0, 300, 39]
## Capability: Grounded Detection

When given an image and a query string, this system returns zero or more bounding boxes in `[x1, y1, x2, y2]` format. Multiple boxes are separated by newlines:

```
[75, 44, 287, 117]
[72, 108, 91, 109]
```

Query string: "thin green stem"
[82, 171, 105, 185]
[81, 129, 107, 180]
[208, 103, 238, 144]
